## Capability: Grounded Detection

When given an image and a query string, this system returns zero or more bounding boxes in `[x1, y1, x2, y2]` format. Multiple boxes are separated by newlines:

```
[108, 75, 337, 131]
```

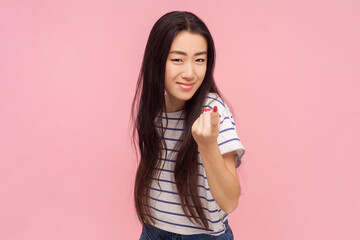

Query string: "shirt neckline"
[161, 109, 184, 117]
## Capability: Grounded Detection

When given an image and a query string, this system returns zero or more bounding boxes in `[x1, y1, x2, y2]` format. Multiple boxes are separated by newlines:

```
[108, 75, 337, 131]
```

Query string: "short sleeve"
[203, 92, 246, 168]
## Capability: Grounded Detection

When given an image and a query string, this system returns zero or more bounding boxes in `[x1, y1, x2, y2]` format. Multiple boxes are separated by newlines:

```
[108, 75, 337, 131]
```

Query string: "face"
[164, 30, 207, 113]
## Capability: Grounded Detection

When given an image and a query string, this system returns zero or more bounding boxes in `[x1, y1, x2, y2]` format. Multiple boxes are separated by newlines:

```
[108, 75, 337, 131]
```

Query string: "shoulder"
[203, 92, 225, 108]
[203, 92, 231, 117]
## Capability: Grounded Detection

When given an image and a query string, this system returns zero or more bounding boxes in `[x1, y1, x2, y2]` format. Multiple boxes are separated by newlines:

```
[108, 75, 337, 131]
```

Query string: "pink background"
[1, 0, 359, 239]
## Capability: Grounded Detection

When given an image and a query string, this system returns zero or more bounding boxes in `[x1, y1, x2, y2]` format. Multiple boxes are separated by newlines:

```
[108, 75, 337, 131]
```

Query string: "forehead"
[169, 31, 207, 52]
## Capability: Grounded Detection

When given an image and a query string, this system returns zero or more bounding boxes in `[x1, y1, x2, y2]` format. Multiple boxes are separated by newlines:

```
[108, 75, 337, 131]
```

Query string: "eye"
[196, 58, 206, 62]
[171, 59, 182, 63]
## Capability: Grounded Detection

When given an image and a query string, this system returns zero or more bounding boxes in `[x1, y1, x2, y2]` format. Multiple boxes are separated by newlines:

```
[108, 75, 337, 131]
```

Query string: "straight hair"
[130, 11, 227, 230]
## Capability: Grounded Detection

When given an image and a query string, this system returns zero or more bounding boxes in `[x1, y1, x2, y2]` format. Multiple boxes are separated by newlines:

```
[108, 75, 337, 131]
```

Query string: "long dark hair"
[130, 11, 226, 230]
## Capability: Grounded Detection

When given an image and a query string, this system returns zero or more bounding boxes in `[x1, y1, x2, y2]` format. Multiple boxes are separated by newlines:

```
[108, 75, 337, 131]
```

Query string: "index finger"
[210, 106, 220, 126]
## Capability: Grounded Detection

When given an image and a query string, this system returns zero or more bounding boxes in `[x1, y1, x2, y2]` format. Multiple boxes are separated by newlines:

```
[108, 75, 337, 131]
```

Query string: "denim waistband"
[140, 219, 232, 240]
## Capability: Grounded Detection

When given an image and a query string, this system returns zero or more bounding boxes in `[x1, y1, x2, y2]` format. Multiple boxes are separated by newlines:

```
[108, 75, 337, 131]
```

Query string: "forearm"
[198, 142, 240, 213]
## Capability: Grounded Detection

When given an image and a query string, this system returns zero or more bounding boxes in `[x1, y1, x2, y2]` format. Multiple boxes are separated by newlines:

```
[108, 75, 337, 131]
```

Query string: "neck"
[165, 95, 185, 113]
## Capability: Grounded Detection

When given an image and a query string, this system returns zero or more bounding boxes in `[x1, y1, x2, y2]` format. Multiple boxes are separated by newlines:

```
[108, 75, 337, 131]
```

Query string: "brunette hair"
[130, 10, 226, 230]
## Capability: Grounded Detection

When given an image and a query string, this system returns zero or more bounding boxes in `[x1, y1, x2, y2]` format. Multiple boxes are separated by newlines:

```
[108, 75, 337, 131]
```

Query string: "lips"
[176, 82, 194, 86]
[177, 82, 195, 90]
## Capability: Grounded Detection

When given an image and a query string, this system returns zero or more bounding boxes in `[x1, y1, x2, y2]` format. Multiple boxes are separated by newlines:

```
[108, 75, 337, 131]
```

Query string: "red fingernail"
[203, 108, 210, 112]
[213, 106, 217, 112]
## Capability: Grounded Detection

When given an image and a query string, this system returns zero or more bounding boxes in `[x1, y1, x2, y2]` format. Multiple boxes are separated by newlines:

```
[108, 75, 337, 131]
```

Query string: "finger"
[192, 115, 200, 133]
[210, 106, 220, 126]
[202, 111, 211, 132]
[199, 112, 205, 133]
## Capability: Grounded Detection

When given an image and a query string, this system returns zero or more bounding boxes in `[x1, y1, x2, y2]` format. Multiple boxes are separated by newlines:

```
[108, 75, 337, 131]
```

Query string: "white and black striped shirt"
[147, 92, 245, 236]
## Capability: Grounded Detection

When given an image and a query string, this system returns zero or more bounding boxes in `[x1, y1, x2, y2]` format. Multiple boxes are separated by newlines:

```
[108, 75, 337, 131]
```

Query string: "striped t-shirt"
[147, 92, 245, 236]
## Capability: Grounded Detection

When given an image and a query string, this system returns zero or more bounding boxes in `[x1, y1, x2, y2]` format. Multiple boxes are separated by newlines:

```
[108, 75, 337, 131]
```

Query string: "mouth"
[177, 82, 195, 90]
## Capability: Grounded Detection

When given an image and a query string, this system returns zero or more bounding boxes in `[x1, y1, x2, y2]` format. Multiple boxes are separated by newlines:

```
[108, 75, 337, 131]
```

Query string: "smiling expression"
[164, 30, 207, 113]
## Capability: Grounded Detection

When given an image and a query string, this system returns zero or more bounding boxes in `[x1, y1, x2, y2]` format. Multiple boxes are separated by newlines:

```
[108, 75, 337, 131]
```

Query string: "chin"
[177, 92, 196, 101]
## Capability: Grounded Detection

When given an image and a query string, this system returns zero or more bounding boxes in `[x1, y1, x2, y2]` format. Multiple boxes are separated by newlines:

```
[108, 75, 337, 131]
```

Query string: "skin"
[164, 30, 207, 113]
[192, 109, 241, 213]
[164, 30, 241, 213]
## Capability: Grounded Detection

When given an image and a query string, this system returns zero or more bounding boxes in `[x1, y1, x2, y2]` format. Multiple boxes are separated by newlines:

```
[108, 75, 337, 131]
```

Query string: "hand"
[191, 106, 220, 148]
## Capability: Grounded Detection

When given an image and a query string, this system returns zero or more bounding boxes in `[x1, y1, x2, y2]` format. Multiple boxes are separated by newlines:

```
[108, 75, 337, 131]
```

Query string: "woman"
[131, 10, 245, 239]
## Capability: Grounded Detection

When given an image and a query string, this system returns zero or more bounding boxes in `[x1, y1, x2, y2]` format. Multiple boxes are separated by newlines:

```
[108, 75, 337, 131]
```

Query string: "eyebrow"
[168, 50, 207, 56]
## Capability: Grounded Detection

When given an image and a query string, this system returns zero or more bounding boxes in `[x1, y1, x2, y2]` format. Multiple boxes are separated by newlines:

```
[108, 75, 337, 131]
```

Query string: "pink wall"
[1, 0, 359, 239]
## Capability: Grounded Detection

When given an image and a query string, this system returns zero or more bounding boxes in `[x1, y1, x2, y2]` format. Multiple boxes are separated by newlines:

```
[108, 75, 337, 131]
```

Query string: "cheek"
[164, 65, 172, 86]
[196, 65, 207, 79]
[164, 64, 169, 78]
[195, 67, 206, 89]
[165, 65, 176, 80]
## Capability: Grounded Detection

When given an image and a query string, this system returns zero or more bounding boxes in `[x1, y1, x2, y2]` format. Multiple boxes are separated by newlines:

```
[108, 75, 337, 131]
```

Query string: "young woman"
[131, 11, 245, 240]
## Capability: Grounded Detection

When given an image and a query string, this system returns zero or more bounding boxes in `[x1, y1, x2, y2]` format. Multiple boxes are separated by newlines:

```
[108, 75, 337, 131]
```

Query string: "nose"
[181, 62, 194, 80]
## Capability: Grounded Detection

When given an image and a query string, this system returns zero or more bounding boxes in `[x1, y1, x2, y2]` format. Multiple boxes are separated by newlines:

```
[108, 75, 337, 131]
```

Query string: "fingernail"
[203, 108, 210, 112]
[213, 106, 217, 112]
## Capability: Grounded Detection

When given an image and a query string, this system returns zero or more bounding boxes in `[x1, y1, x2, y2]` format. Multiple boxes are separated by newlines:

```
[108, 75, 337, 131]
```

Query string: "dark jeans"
[139, 219, 234, 240]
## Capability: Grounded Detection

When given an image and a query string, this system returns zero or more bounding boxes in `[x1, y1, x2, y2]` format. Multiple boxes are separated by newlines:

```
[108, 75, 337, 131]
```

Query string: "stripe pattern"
[148, 92, 245, 236]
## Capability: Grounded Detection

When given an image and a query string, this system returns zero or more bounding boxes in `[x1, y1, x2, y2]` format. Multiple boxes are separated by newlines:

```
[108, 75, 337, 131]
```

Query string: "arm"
[198, 144, 240, 213]
[192, 106, 241, 213]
